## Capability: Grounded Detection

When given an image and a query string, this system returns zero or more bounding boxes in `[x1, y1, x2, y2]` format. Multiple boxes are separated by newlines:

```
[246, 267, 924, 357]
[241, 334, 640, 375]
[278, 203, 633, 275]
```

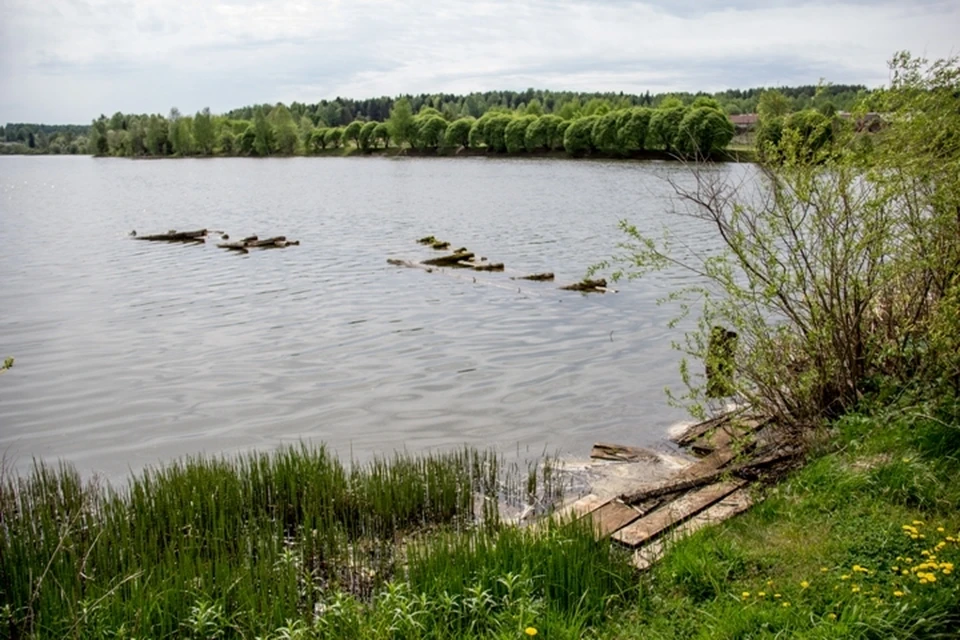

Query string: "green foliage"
[758, 89, 792, 122]
[523, 114, 562, 152]
[253, 107, 272, 156]
[444, 117, 474, 148]
[193, 108, 215, 155]
[1, 356, 13, 373]
[373, 122, 391, 148]
[324, 127, 344, 149]
[592, 111, 622, 154]
[343, 120, 363, 147]
[310, 127, 329, 151]
[563, 115, 600, 156]
[524, 98, 544, 116]
[413, 114, 448, 149]
[504, 115, 537, 153]
[483, 114, 514, 152]
[358, 121, 378, 151]
[617, 107, 652, 152]
[170, 117, 194, 156]
[648, 105, 687, 152]
[388, 98, 416, 149]
[675, 106, 736, 156]
[269, 104, 299, 155]
[600, 54, 960, 428]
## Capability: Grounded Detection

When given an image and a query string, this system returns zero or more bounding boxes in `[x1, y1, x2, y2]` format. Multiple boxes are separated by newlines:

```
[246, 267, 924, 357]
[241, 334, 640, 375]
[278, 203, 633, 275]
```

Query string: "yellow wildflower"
[758, 592, 766, 597]
[774, 593, 781, 598]
[852, 586, 861, 593]
[742, 592, 750, 598]
[913, 520, 925, 526]
[525, 628, 538, 637]
[894, 591, 904, 597]
[827, 613, 837, 620]
[944, 569, 952, 575]
[820, 567, 829, 572]
[937, 527, 945, 533]
[892, 566, 900, 572]
[800, 581, 809, 589]
[902, 570, 910, 576]
[782, 602, 791, 608]
[841, 574, 850, 580]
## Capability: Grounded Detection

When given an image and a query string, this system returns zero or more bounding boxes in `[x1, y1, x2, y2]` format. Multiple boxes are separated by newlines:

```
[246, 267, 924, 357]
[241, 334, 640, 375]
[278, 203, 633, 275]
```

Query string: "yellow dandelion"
[758, 592, 766, 597]
[920, 578, 928, 584]
[906, 558, 913, 563]
[892, 566, 900, 572]
[821, 567, 829, 572]
[766, 580, 773, 586]
[894, 591, 904, 597]
[841, 574, 850, 580]
[800, 581, 809, 589]
[774, 593, 781, 598]
[911, 534, 919, 540]
[913, 520, 924, 526]
[782, 602, 791, 608]
[921, 550, 930, 556]
[742, 592, 750, 598]
[937, 527, 945, 533]
[944, 569, 952, 575]
[927, 575, 937, 583]
[827, 613, 837, 620]
[920, 534, 926, 539]
[852, 586, 861, 593]
[525, 628, 538, 637]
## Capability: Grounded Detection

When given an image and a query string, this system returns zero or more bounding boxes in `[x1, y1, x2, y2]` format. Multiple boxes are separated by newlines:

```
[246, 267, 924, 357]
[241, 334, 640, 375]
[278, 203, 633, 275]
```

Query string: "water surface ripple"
[0, 156, 753, 480]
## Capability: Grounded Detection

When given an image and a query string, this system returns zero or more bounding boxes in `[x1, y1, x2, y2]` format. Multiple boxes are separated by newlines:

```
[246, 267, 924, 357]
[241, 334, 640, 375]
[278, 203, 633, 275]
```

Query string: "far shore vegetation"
[1, 84, 864, 161]
[2, 53, 959, 638]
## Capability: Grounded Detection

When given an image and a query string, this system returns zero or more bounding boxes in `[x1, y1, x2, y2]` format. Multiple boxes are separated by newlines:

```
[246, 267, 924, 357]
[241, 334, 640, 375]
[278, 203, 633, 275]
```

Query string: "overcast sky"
[2, 0, 958, 124]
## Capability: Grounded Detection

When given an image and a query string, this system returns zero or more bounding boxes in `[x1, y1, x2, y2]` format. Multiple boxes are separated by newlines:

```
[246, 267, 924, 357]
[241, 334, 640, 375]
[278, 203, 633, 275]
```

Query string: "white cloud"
[1, 0, 958, 122]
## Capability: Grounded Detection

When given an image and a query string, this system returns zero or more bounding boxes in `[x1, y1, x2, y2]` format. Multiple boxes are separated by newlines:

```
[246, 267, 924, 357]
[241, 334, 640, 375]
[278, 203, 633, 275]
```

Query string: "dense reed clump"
[0, 446, 625, 638]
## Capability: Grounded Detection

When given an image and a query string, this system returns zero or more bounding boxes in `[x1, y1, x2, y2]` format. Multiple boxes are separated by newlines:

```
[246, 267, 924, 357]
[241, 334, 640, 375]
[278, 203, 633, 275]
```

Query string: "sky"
[1, 0, 958, 124]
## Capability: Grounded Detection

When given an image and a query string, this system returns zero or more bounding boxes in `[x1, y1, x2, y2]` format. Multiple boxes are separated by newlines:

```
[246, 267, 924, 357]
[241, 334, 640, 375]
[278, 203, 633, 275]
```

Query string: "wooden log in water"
[560, 278, 607, 292]
[590, 443, 662, 463]
[134, 229, 207, 242]
[246, 236, 286, 247]
[458, 260, 504, 271]
[423, 252, 475, 267]
[217, 242, 249, 253]
[512, 272, 555, 281]
[417, 235, 438, 245]
[431, 241, 451, 250]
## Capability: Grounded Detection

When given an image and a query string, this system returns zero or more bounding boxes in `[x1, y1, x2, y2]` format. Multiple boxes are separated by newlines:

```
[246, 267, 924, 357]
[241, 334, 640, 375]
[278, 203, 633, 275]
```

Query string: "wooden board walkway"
[543, 411, 786, 572]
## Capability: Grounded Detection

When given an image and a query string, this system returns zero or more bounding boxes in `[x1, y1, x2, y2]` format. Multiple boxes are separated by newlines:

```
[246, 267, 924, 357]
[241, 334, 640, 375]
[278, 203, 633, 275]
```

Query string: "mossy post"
[706, 326, 738, 398]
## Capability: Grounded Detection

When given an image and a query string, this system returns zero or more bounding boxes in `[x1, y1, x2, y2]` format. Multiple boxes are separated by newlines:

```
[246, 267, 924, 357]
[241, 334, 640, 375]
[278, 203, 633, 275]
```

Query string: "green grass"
[602, 398, 960, 639]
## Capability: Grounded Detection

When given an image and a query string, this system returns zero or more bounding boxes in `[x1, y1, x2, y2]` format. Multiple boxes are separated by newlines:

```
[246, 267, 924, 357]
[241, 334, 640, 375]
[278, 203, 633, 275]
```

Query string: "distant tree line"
[2, 83, 868, 157]
[0, 123, 89, 155]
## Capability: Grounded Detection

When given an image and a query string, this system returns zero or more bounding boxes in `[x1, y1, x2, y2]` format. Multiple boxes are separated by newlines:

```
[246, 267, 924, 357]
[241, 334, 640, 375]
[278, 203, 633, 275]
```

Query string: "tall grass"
[0, 445, 613, 638]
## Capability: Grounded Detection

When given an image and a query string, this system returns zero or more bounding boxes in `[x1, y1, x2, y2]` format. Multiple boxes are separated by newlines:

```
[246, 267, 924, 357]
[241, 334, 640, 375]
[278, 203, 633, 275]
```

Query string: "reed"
[0, 445, 623, 638]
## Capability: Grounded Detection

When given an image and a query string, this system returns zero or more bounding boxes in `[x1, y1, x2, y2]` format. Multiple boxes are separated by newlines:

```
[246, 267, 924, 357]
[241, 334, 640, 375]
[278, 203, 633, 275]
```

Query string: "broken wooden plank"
[672, 412, 738, 447]
[423, 252, 476, 267]
[512, 272, 555, 281]
[584, 500, 645, 538]
[548, 493, 612, 523]
[613, 479, 746, 547]
[689, 414, 770, 456]
[560, 278, 607, 292]
[631, 488, 754, 570]
[134, 229, 207, 242]
[590, 443, 661, 463]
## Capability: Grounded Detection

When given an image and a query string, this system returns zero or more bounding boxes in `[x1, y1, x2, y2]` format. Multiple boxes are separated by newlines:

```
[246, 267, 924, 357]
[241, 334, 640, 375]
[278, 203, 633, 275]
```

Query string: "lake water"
[0, 155, 750, 481]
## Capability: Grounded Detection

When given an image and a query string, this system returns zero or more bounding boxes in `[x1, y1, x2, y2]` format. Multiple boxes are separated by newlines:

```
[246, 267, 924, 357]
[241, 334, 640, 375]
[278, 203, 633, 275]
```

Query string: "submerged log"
[431, 241, 451, 250]
[590, 443, 661, 463]
[459, 260, 504, 271]
[423, 252, 475, 267]
[417, 235, 438, 245]
[561, 278, 607, 292]
[512, 272, 555, 281]
[217, 236, 299, 252]
[246, 236, 286, 247]
[217, 242, 249, 253]
[242, 235, 259, 243]
[134, 229, 207, 242]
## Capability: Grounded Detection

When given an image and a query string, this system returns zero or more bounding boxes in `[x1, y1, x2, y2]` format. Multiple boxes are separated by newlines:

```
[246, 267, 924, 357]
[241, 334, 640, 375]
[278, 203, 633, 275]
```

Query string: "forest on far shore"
[1, 83, 865, 158]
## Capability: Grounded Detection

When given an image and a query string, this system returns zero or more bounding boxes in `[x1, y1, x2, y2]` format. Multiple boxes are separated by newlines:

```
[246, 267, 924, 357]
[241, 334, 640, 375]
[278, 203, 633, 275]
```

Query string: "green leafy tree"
[218, 129, 236, 155]
[325, 127, 344, 149]
[444, 117, 474, 148]
[648, 106, 687, 152]
[145, 115, 168, 155]
[592, 111, 622, 154]
[344, 120, 364, 148]
[373, 123, 391, 148]
[557, 98, 581, 120]
[358, 121, 378, 150]
[388, 98, 416, 148]
[691, 96, 723, 110]
[563, 115, 600, 155]
[239, 124, 256, 155]
[310, 127, 329, 151]
[525, 98, 544, 116]
[504, 115, 537, 153]
[483, 114, 514, 152]
[89, 117, 109, 155]
[269, 104, 298, 155]
[253, 108, 273, 156]
[170, 117, 194, 155]
[193, 108, 215, 155]
[618, 108, 652, 152]
[525, 115, 562, 152]
[757, 90, 792, 122]
[298, 116, 314, 150]
[675, 107, 735, 156]
[415, 115, 448, 149]
[582, 98, 611, 116]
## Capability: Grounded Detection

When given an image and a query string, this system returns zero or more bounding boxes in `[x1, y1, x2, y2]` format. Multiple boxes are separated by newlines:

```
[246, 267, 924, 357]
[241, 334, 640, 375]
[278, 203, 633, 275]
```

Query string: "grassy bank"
[604, 398, 960, 639]
[0, 446, 635, 639]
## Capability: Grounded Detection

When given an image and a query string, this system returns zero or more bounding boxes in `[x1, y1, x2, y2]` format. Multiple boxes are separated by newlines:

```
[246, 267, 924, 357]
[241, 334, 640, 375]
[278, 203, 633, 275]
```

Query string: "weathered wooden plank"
[590, 443, 661, 463]
[550, 493, 611, 522]
[631, 488, 754, 570]
[672, 412, 736, 447]
[613, 479, 746, 548]
[585, 500, 645, 538]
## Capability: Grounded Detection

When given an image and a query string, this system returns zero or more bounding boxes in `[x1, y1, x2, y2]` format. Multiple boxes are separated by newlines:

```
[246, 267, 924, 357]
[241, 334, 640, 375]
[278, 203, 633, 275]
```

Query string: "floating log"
[560, 278, 607, 293]
[513, 272, 555, 281]
[221, 234, 230, 240]
[454, 247, 469, 254]
[217, 236, 299, 252]
[217, 242, 249, 253]
[590, 443, 662, 463]
[242, 235, 258, 243]
[246, 236, 286, 247]
[431, 241, 451, 250]
[134, 229, 207, 242]
[458, 260, 504, 271]
[423, 252, 475, 267]
[417, 235, 438, 245]
[387, 258, 434, 272]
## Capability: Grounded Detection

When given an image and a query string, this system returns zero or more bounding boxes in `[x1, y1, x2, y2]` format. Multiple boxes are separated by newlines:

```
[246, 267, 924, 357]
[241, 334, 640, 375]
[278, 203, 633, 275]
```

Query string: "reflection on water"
[0, 155, 755, 480]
